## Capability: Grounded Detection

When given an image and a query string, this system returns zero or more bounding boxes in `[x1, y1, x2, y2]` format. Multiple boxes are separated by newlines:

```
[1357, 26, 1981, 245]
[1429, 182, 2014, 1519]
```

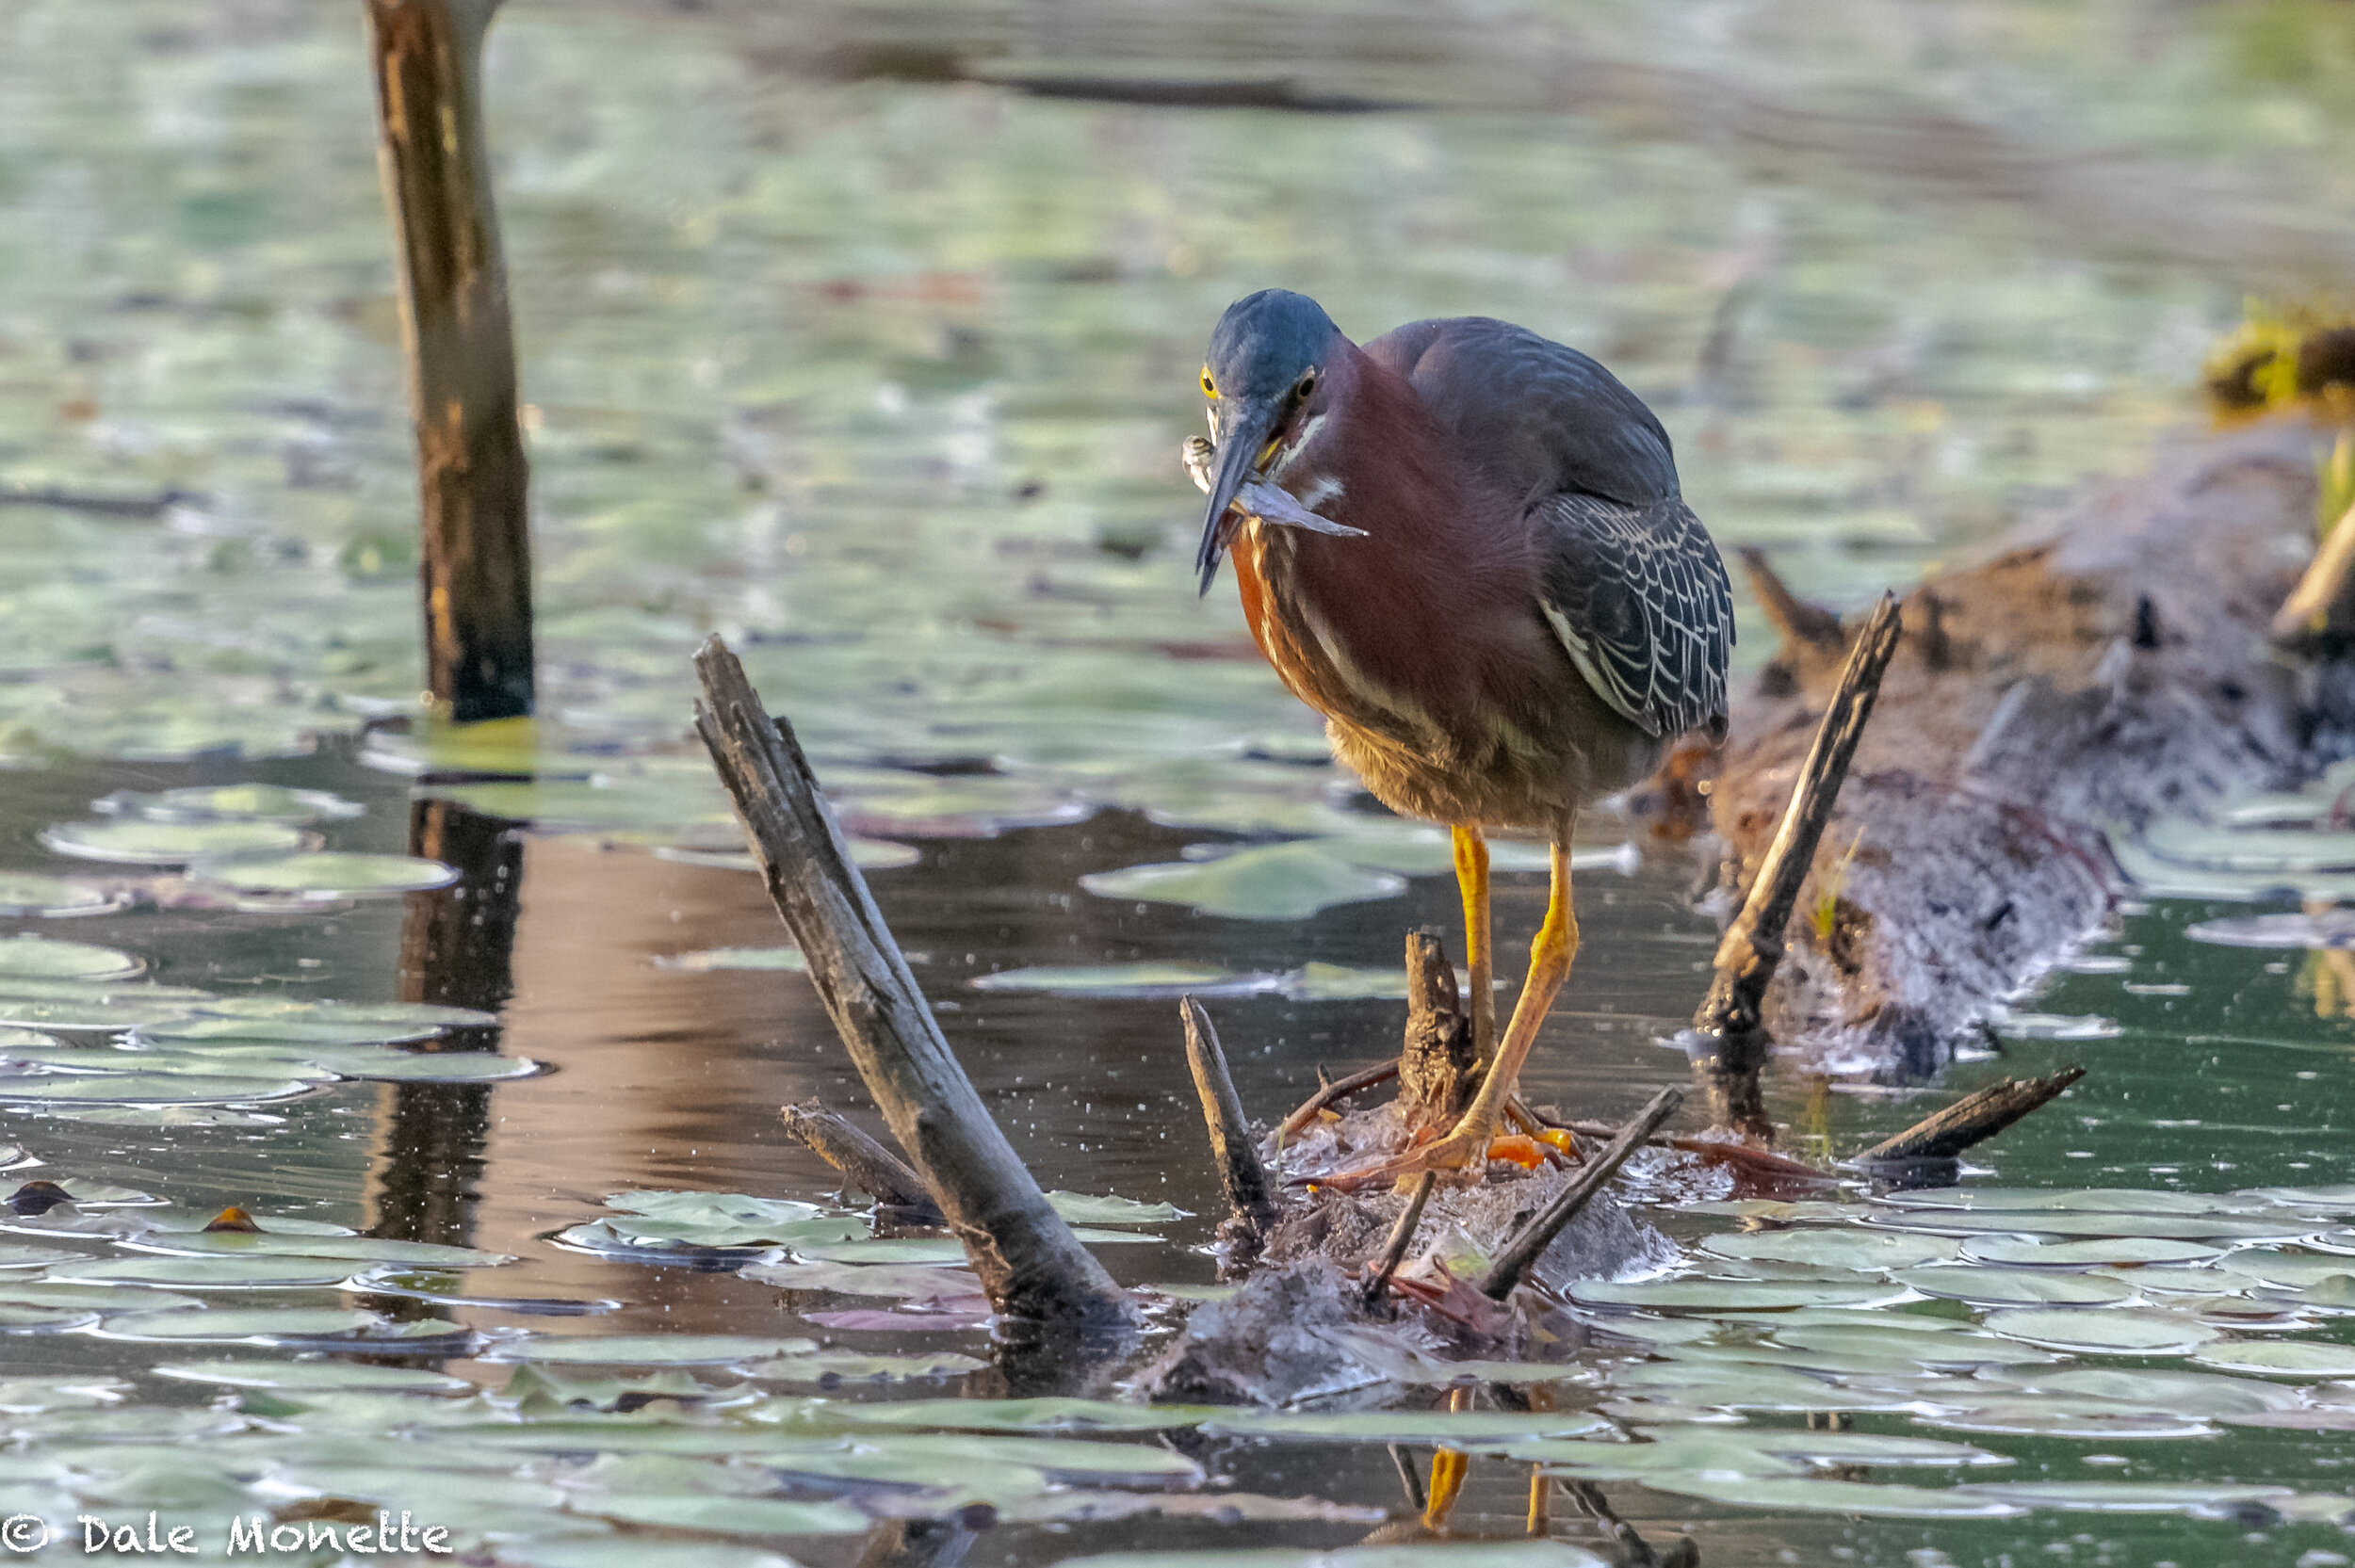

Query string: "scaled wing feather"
[1537, 494, 1733, 743]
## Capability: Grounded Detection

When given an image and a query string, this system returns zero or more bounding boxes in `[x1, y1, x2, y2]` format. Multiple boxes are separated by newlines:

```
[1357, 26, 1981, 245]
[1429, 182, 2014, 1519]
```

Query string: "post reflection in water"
[366, 799, 524, 1251]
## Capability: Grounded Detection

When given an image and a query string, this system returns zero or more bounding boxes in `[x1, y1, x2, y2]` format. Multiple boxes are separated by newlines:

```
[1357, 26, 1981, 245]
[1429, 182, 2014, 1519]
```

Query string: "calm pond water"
[8, 1, 2355, 1564]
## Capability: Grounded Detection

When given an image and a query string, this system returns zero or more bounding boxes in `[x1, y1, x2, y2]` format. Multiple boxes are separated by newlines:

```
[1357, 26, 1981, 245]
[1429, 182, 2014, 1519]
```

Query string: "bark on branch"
[367, 0, 535, 722]
[1684, 593, 1903, 1141]
[1853, 1066, 2086, 1166]
[693, 637, 1130, 1330]
[781, 1101, 944, 1223]
[1178, 998, 1277, 1253]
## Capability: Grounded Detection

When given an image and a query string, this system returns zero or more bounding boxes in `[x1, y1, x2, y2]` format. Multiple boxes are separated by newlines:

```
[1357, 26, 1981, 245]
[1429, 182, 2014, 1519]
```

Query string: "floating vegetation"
[192, 851, 461, 897]
[38, 820, 316, 865]
[972, 961, 1428, 1001]
[1079, 843, 1407, 920]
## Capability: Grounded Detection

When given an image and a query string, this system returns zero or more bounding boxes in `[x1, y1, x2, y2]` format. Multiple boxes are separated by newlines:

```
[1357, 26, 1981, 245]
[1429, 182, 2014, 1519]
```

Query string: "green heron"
[1187, 289, 1733, 1183]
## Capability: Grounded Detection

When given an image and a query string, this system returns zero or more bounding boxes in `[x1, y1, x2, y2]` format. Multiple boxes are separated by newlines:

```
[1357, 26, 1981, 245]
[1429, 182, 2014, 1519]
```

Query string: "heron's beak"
[1195, 399, 1281, 596]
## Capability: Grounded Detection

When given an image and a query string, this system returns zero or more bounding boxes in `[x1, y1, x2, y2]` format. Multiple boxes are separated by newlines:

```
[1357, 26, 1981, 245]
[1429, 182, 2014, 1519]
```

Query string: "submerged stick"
[1852, 1065, 2086, 1165]
[1360, 1170, 1438, 1308]
[1684, 593, 1903, 1141]
[780, 1102, 944, 1222]
[366, 0, 535, 722]
[1275, 1060, 1400, 1145]
[694, 638, 1130, 1330]
[1179, 998, 1277, 1243]
[1477, 1087, 1681, 1301]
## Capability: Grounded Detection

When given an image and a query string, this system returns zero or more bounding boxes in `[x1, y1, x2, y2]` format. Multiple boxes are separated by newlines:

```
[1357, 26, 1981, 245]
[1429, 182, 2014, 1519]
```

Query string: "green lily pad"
[740, 1260, 988, 1301]
[837, 1398, 1213, 1432]
[0, 875, 126, 917]
[972, 962, 1273, 997]
[1572, 1278, 1905, 1314]
[92, 1307, 397, 1343]
[1982, 1307, 2220, 1354]
[0, 1375, 129, 1410]
[123, 1233, 512, 1267]
[194, 851, 459, 897]
[792, 1237, 969, 1265]
[138, 1014, 443, 1045]
[569, 1494, 870, 1537]
[0, 1073, 315, 1106]
[1045, 1191, 1188, 1226]
[0, 937, 140, 981]
[152, 1360, 472, 1392]
[41, 819, 313, 865]
[746, 1349, 986, 1382]
[194, 997, 497, 1028]
[1701, 1230, 1958, 1271]
[1080, 843, 1405, 920]
[49, 1255, 356, 1288]
[1199, 1408, 1613, 1444]
[294, 1046, 543, 1082]
[2189, 1340, 2355, 1377]
[103, 784, 365, 824]
[1892, 1267, 2135, 1306]
[1954, 1479, 2303, 1514]
[2018, 1367, 2303, 1415]
[482, 1334, 817, 1366]
[2217, 1251, 2355, 1289]
[1636, 1474, 2022, 1518]
[1958, 1236, 2223, 1268]
[0, 1302, 100, 1331]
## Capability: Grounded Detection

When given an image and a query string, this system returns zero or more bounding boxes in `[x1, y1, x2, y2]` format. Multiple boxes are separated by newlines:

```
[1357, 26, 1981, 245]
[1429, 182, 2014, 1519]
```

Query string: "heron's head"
[1194, 289, 1347, 593]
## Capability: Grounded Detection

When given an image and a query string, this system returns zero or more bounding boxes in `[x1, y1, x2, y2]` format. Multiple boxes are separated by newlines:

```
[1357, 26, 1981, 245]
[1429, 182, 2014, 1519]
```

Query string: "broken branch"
[1179, 998, 1278, 1245]
[1684, 592, 1903, 1141]
[1275, 1059, 1400, 1145]
[2271, 496, 2355, 646]
[780, 1101, 944, 1223]
[1478, 1086, 1682, 1301]
[1852, 1065, 2086, 1166]
[693, 637, 1129, 1331]
[1360, 1170, 1437, 1308]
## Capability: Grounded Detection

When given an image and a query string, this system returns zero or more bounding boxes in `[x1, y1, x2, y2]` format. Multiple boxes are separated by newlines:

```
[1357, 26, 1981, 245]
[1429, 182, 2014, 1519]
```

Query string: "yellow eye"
[1201, 369, 1218, 399]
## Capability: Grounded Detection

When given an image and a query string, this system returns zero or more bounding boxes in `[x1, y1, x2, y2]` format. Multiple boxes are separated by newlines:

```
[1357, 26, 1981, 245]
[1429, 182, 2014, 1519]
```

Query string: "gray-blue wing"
[1536, 493, 1733, 744]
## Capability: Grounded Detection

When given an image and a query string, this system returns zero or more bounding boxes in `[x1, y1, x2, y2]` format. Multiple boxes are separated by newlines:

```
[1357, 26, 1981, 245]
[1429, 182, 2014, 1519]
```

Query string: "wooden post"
[1684, 594, 1902, 1141]
[366, 0, 535, 722]
[692, 638, 1131, 1331]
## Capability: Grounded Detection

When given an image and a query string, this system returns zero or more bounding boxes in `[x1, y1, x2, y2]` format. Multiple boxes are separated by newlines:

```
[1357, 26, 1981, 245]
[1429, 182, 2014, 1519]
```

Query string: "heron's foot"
[1317, 1122, 1502, 1194]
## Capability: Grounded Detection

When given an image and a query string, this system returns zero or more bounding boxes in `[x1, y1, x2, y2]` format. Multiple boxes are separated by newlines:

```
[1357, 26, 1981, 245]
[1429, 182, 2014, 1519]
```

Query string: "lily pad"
[745, 1349, 986, 1382]
[1572, 1278, 1905, 1314]
[1953, 1479, 2301, 1514]
[1700, 1230, 1957, 1271]
[0, 937, 140, 981]
[122, 1233, 512, 1267]
[0, 1073, 315, 1106]
[971, 962, 1275, 998]
[2188, 1340, 2355, 1378]
[836, 1398, 1212, 1432]
[1199, 1408, 1613, 1445]
[1079, 843, 1405, 920]
[101, 784, 365, 824]
[152, 1360, 472, 1392]
[194, 851, 459, 897]
[481, 1334, 818, 1366]
[1892, 1267, 2135, 1306]
[741, 1259, 989, 1301]
[1982, 1307, 2220, 1354]
[0, 875, 126, 917]
[49, 1255, 356, 1289]
[1636, 1474, 2022, 1518]
[1958, 1236, 2223, 1268]
[40, 819, 313, 864]
[1045, 1191, 1188, 1226]
[0, 1302, 101, 1331]
[790, 1237, 968, 1265]
[572, 1494, 869, 1536]
[91, 1307, 396, 1344]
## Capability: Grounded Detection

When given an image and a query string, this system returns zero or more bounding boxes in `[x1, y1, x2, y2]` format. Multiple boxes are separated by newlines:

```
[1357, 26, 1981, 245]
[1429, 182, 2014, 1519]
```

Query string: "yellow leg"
[1453, 824, 1495, 1067]
[1328, 824, 1580, 1189]
[1527, 1468, 1551, 1535]
[1422, 1388, 1474, 1531]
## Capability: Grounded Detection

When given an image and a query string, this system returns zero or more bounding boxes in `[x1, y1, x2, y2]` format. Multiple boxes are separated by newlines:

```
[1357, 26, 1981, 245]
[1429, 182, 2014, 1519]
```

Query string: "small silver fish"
[1182, 436, 1368, 540]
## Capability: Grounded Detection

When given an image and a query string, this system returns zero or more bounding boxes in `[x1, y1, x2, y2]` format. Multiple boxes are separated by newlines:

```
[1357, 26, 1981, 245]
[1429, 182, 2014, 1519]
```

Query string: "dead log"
[1179, 998, 1277, 1253]
[366, 0, 535, 722]
[693, 638, 1130, 1331]
[1477, 1086, 1681, 1300]
[1851, 1066, 2086, 1168]
[780, 1101, 944, 1223]
[1702, 417, 2350, 1080]
[1684, 595, 1902, 1140]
